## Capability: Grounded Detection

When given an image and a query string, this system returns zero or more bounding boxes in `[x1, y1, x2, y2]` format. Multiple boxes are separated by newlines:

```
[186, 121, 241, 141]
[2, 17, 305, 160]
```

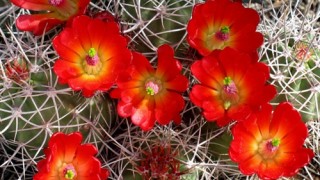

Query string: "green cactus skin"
[262, 39, 320, 122]
[121, 0, 195, 54]
[0, 69, 114, 157]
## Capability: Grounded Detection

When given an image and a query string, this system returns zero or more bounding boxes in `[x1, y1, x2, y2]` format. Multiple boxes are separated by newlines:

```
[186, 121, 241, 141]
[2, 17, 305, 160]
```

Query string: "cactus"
[119, 128, 200, 179]
[259, 4, 320, 122]
[119, 0, 195, 58]
[0, 0, 319, 179]
[258, 1, 320, 178]
[0, 22, 114, 179]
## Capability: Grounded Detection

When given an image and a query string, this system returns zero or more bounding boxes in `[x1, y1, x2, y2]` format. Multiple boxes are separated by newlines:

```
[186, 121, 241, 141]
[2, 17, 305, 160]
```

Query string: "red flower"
[33, 132, 109, 180]
[10, 0, 89, 35]
[229, 103, 314, 179]
[190, 48, 276, 126]
[111, 44, 188, 131]
[187, 0, 263, 58]
[53, 15, 131, 97]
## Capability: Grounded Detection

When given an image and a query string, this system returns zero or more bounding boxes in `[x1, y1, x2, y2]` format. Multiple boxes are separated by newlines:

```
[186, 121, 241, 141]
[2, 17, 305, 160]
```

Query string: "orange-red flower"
[33, 132, 109, 180]
[111, 44, 188, 131]
[10, 0, 89, 35]
[187, 0, 263, 59]
[53, 15, 131, 97]
[190, 48, 276, 126]
[229, 103, 314, 179]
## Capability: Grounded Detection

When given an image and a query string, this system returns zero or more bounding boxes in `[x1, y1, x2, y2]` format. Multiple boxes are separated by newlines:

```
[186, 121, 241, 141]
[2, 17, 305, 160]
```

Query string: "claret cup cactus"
[0, 0, 319, 179]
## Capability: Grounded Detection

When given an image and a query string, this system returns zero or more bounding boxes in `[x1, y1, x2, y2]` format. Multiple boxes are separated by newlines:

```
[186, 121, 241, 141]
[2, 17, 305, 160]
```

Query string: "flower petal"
[16, 14, 62, 35]
[73, 144, 99, 175]
[10, 0, 52, 11]
[191, 57, 223, 90]
[53, 59, 84, 80]
[72, 16, 92, 50]
[63, 132, 83, 163]
[128, 52, 154, 78]
[270, 102, 303, 139]
[238, 154, 262, 175]
[165, 74, 189, 92]
[189, 84, 225, 123]
[154, 91, 185, 125]
[53, 28, 86, 63]
[219, 48, 251, 82]
[120, 87, 145, 104]
[117, 100, 133, 117]
[131, 97, 155, 131]
[255, 103, 273, 139]
[155, 44, 181, 81]
[190, 85, 220, 107]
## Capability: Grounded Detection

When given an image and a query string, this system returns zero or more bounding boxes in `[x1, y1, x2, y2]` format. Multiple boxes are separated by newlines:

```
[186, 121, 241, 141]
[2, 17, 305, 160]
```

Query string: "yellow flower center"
[258, 138, 280, 160]
[221, 76, 239, 110]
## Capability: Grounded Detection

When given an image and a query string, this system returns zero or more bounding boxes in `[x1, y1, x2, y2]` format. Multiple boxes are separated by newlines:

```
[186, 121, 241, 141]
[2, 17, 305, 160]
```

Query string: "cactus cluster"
[0, 0, 319, 179]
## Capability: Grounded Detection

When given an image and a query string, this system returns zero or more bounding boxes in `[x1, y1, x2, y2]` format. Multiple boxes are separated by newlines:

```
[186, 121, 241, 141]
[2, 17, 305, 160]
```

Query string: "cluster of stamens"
[221, 76, 239, 110]
[82, 48, 103, 75]
[145, 79, 161, 95]
[86, 48, 100, 66]
[215, 26, 230, 41]
[258, 138, 280, 160]
[62, 164, 77, 180]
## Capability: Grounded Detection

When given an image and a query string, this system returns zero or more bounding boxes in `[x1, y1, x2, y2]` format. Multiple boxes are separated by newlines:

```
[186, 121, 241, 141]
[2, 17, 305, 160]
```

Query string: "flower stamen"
[86, 48, 100, 66]
[216, 26, 230, 41]
[145, 81, 160, 95]
[266, 138, 280, 152]
[222, 76, 239, 109]
[63, 164, 77, 180]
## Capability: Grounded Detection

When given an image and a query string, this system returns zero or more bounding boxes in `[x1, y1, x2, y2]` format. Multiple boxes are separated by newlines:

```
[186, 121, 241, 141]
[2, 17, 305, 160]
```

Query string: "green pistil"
[88, 48, 96, 58]
[86, 47, 100, 66]
[146, 87, 155, 95]
[221, 26, 230, 34]
[224, 101, 231, 110]
[223, 76, 232, 85]
[272, 138, 280, 147]
[65, 169, 75, 179]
